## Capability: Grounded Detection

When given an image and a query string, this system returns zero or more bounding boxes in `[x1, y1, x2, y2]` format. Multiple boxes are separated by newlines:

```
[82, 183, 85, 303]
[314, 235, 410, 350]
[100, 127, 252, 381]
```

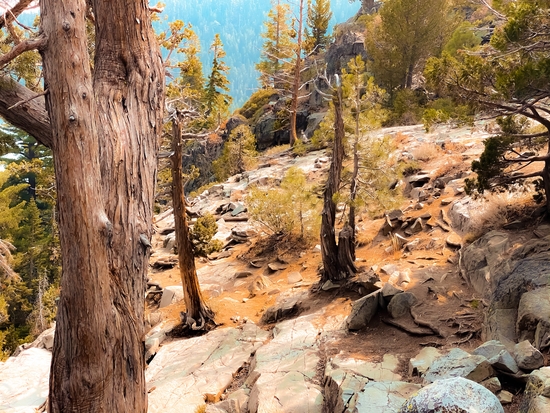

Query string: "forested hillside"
[157, 0, 359, 107]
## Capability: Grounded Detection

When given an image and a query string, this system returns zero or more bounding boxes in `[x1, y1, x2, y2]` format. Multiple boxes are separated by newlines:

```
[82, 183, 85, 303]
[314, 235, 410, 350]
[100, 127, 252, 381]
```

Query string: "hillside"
[4, 120, 550, 412]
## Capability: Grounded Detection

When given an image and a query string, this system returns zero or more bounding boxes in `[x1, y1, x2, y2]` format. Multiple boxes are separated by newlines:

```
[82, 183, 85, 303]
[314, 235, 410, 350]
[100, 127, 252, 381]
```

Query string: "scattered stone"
[409, 347, 443, 377]
[249, 258, 266, 268]
[163, 231, 176, 250]
[313, 245, 321, 253]
[381, 282, 403, 302]
[399, 377, 504, 413]
[405, 239, 421, 252]
[514, 340, 544, 371]
[381, 264, 398, 275]
[322, 280, 340, 291]
[481, 377, 502, 394]
[408, 174, 431, 188]
[498, 390, 513, 405]
[387, 209, 404, 221]
[388, 292, 418, 319]
[473, 340, 519, 374]
[440, 198, 453, 206]
[268, 262, 288, 271]
[287, 272, 303, 284]
[260, 293, 307, 324]
[424, 348, 493, 384]
[346, 290, 380, 331]
[410, 188, 428, 202]
[159, 285, 184, 309]
[234, 271, 253, 279]
[248, 275, 273, 296]
[408, 218, 424, 234]
[445, 232, 462, 248]
[521, 367, 550, 412]
[397, 268, 412, 285]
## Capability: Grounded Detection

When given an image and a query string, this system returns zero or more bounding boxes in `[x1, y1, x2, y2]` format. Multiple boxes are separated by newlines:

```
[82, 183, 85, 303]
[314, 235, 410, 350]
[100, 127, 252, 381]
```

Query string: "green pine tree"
[205, 34, 232, 126]
[256, 0, 295, 88]
[304, 0, 333, 54]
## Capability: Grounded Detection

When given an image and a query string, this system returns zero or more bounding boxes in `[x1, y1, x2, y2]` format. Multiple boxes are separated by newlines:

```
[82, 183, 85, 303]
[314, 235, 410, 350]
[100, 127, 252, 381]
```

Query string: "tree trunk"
[289, 0, 304, 147]
[320, 86, 347, 282]
[41, 0, 164, 411]
[171, 115, 215, 329]
[337, 224, 357, 275]
[543, 159, 550, 214]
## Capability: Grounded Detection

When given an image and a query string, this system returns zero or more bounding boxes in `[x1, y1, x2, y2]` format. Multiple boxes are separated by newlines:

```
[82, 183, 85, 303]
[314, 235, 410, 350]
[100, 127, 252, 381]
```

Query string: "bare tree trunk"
[41, 0, 164, 411]
[171, 115, 215, 330]
[290, 0, 305, 147]
[321, 86, 348, 282]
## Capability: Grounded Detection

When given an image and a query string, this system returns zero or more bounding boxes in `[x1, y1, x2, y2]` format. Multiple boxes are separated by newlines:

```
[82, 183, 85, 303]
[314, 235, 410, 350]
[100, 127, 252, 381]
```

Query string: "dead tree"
[171, 112, 215, 330]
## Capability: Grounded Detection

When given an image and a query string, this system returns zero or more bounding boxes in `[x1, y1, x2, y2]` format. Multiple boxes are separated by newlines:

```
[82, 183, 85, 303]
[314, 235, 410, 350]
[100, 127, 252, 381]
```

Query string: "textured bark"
[337, 225, 357, 276]
[171, 116, 215, 329]
[0, 74, 52, 148]
[320, 87, 347, 282]
[39, 0, 164, 411]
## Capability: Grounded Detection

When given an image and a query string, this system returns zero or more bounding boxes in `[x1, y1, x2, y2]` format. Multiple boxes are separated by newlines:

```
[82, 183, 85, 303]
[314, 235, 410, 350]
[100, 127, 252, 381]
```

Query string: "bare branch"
[0, 0, 34, 30]
[0, 35, 46, 68]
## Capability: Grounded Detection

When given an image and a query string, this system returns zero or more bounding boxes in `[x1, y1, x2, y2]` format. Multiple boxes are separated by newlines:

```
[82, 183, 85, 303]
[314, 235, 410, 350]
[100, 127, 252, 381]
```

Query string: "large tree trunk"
[41, 0, 164, 411]
[171, 116, 214, 330]
[320, 86, 347, 282]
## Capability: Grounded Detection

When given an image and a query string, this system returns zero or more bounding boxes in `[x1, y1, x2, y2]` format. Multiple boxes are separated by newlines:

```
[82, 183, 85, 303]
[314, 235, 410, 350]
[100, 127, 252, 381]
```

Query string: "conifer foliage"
[304, 0, 333, 54]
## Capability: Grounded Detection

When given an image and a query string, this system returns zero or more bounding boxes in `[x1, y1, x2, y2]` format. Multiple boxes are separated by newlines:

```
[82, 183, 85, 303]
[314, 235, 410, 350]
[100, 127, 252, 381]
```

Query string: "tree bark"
[40, 0, 164, 411]
[171, 115, 215, 329]
[320, 86, 348, 282]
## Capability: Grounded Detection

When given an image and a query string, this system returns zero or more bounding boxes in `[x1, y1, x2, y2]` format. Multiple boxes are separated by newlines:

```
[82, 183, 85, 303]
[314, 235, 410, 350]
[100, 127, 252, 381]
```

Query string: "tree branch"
[0, 0, 35, 30]
[0, 74, 52, 148]
[0, 35, 47, 68]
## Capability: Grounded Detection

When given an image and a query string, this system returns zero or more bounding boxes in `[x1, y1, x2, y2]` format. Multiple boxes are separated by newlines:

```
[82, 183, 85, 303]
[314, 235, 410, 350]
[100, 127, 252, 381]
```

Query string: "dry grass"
[393, 132, 409, 146]
[464, 189, 536, 236]
[411, 143, 442, 162]
[443, 141, 467, 153]
[433, 154, 463, 178]
[263, 144, 290, 157]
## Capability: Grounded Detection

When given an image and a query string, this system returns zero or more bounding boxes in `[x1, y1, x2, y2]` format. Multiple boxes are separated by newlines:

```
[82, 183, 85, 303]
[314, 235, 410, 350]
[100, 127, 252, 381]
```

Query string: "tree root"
[410, 305, 446, 338]
[381, 317, 435, 336]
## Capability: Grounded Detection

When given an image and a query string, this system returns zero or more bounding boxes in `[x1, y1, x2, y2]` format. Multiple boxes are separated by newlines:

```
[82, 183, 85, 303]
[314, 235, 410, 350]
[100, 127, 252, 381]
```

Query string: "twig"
[8, 89, 48, 110]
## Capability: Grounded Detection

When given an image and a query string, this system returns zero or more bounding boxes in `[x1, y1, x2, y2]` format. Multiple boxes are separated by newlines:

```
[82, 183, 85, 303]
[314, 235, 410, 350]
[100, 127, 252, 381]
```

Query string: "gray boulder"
[409, 347, 443, 377]
[424, 348, 493, 384]
[346, 290, 380, 331]
[514, 340, 544, 371]
[398, 377, 504, 413]
[473, 340, 519, 374]
[520, 367, 550, 413]
[352, 381, 421, 413]
[387, 292, 418, 319]
[516, 287, 550, 345]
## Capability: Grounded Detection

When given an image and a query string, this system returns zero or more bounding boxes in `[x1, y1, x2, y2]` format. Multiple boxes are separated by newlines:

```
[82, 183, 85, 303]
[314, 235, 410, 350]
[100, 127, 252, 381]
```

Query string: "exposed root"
[381, 317, 435, 336]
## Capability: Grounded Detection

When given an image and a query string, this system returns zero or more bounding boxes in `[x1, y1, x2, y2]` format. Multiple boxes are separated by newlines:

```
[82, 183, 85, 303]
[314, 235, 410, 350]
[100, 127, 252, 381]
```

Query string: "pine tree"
[365, 0, 455, 92]
[256, 0, 295, 88]
[304, 0, 333, 54]
[205, 34, 232, 126]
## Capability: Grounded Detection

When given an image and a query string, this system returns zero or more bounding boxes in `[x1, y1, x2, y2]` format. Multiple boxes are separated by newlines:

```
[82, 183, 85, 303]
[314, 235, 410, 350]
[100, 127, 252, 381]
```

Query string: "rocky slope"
[2, 121, 550, 413]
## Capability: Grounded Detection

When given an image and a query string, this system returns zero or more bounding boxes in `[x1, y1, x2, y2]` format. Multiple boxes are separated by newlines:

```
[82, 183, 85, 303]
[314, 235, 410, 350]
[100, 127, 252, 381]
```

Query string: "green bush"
[190, 213, 222, 257]
[212, 124, 257, 182]
[247, 167, 320, 240]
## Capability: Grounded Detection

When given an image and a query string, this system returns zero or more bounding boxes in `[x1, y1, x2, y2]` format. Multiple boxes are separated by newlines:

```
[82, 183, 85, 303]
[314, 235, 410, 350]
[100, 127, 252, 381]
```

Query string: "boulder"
[287, 271, 303, 284]
[163, 231, 176, 251]
[520, 367, 550, 412]
[387, 292, 418, 319]
[260, 292, 307, 324]
[248, 275, 273, 296]
[398, 377, 504, 413]
[409, 347, 443, 377]
[514, 340, 544, 371]
[0, 348, 51, 412]
[516, 287, 550, 344]
[448, 197, 473, 232]
[346, 290, 380, 331]
[423, 348, 493, 384]
[480, 377, 502, 394]
[159, 285, 184, 308]
[472, 340, 519, 374]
